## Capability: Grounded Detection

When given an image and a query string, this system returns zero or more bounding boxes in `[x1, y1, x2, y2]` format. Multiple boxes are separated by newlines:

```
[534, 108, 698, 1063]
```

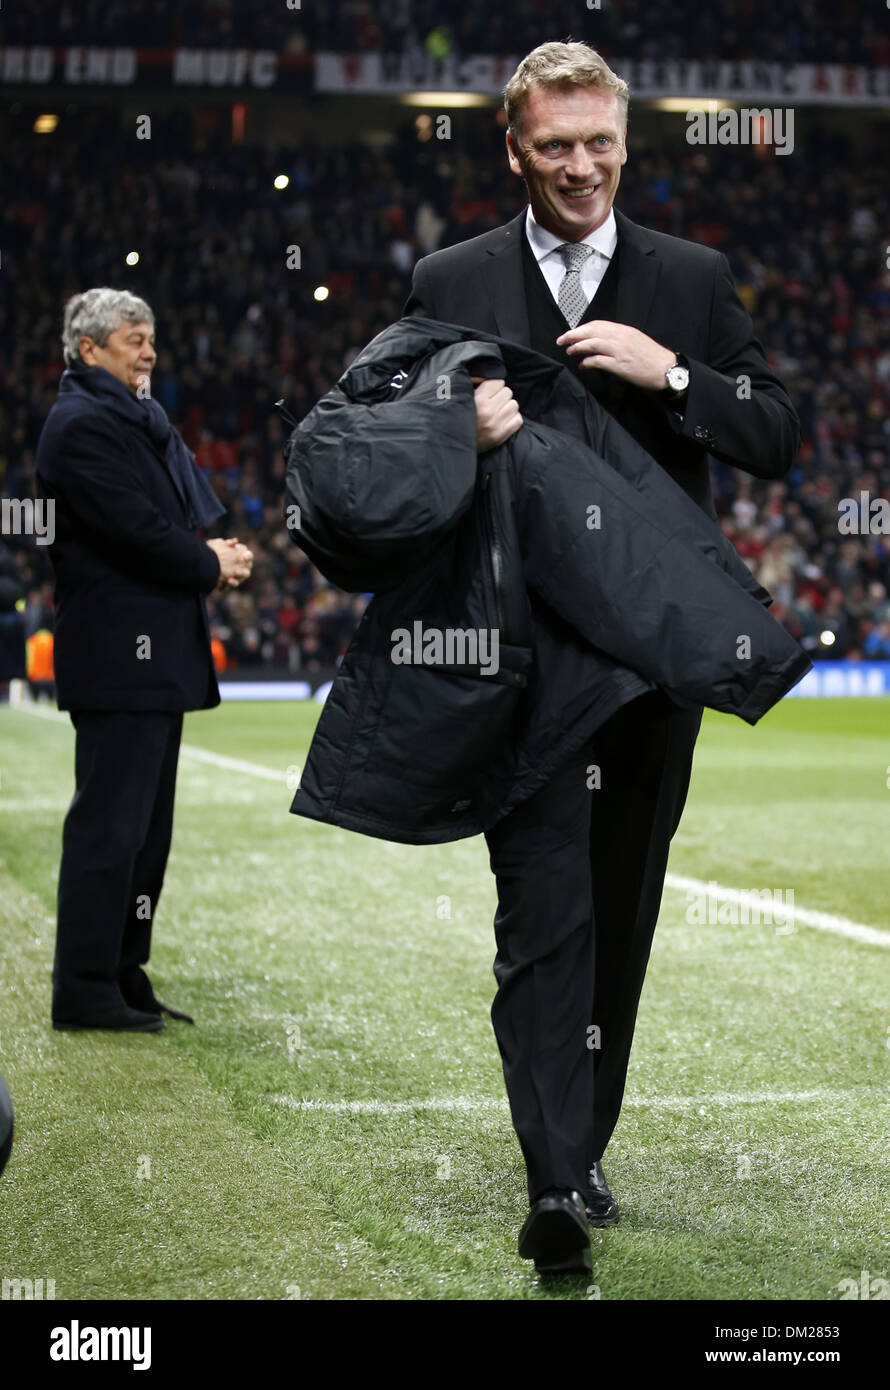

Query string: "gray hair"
[62, 287, 155, 365]
[504, 41, 630, 144]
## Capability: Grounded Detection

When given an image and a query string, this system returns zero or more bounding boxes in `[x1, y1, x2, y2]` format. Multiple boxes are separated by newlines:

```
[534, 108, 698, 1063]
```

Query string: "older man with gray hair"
[35, 287, 253, 1032]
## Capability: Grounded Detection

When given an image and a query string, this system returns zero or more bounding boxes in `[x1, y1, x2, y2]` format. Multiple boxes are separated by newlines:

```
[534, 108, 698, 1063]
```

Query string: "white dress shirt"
[523, 202, 686, 412]
[524, 203, 618, 309]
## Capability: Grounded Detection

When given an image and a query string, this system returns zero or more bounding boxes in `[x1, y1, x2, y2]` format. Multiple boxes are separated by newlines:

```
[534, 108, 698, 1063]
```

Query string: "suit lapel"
[612, 208, 662, 332]
[481, 209, 532, 345]
[594, 209, 664, 411]
[481, 205, 663, 348]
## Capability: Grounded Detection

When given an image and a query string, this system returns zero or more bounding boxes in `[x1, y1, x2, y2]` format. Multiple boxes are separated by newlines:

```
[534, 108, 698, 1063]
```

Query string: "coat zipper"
[480, 471, 506, 636]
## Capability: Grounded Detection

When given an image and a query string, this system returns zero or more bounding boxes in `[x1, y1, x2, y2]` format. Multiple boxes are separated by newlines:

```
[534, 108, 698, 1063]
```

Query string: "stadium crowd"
[10, 0, 890, 68]
[2, 101, 890, 674]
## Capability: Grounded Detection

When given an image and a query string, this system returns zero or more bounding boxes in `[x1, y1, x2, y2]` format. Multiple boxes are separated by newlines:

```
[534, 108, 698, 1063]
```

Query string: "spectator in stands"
[25, 626, 55, 701]
[0, 544, 27, 700]
[864, 618, 890, 658]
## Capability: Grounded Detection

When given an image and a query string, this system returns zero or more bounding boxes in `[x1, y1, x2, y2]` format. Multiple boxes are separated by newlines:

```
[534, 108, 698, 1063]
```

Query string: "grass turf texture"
[0, 697, 888, 1300]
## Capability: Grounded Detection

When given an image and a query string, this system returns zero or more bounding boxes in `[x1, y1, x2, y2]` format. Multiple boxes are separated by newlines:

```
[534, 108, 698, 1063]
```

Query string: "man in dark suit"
[403, 41, 800, 1273]
[35, 287, 254, 1033]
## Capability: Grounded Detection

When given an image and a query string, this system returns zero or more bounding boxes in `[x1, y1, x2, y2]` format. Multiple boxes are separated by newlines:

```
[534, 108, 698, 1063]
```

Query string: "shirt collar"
[525, 203, 618, 263]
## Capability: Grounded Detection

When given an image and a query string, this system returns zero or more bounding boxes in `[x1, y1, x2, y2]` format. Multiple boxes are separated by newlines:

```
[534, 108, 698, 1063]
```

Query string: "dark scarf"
[58, 359, 226, 530]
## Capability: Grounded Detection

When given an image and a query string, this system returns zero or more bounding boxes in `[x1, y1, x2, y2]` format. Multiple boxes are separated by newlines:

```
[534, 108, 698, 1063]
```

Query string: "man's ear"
[506, 129, 524, 178]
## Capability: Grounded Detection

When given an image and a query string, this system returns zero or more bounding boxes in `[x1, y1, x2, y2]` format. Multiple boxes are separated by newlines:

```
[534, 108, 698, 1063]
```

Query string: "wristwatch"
[664, 352, 690, 395]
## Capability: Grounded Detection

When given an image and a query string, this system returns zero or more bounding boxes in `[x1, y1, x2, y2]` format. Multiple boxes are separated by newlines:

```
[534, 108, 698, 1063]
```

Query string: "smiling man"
[35, 287, 254, 1032]
[404, 41, 800, 1274]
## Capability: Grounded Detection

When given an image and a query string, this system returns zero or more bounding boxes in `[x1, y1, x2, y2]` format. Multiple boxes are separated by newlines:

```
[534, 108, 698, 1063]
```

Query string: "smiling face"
[78, 318, 157, 395]
[506, 83, 627, 243]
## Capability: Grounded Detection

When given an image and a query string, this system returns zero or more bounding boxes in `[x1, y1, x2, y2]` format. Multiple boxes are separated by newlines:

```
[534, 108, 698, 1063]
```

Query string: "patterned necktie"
[557, 241, 595, 328]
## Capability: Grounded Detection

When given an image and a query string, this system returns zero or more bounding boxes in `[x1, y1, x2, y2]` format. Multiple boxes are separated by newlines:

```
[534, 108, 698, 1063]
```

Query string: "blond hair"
[504, 41, 629, 143]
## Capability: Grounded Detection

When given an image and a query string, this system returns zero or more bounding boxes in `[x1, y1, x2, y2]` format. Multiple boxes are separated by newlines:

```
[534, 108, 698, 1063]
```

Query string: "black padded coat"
[283, 316, 811, 845]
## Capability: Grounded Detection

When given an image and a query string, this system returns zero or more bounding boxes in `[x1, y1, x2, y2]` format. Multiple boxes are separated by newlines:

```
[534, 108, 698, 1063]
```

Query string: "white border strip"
[219, 681, 312, 702]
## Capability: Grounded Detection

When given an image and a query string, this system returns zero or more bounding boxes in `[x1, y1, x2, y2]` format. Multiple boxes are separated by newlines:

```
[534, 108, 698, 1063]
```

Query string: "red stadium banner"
[315, 53, 890, 104]
[2, 49, 890, 102]
[0, 47, 312, 88]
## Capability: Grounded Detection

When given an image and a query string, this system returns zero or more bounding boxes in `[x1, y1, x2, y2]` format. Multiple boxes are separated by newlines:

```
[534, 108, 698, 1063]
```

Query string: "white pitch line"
[8, 700, 287, 784]
[270, 1096, 509, 1114]
[268, 1086, 882, 1115]
[664, 873, 890, 948]
[6, 701, 68, 724]
[177, 744, 287, 784]
[8, 703, 889, 948]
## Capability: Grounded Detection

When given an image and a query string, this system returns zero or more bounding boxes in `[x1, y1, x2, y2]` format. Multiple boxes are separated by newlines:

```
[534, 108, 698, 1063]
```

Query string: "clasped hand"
[207, 537, 254, 590]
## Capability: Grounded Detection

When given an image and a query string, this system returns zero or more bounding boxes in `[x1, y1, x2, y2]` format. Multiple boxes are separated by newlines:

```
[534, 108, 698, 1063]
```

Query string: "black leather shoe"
[518, 1188, 592, 1276]
[584, 1160, 619, 1226]
[53, 1006, 164, 1033]
[120, 970, 194, 1024]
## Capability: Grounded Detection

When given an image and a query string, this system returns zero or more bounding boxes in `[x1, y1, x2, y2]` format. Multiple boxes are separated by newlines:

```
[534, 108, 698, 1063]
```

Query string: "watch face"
[667, 365, 690, 391]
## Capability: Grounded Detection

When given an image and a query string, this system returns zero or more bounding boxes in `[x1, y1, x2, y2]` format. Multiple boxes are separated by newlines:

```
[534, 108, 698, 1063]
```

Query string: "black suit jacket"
[35, 392, 222, 712]
[403, 205, 800, 519]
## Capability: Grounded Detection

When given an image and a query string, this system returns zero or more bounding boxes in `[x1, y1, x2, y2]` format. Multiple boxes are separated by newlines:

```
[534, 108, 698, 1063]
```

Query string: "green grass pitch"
[0, 696, 888, 1300]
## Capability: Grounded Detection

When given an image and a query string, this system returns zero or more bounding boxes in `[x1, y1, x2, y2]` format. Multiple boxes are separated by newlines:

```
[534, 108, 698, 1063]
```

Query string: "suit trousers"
[52, 710, 183, 1020]
[484, 689, 703, 1202]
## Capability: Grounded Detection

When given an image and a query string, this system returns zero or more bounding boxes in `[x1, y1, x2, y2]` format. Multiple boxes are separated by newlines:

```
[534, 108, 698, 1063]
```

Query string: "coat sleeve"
[510, 422, 811, 723]
[664, 251, 800, 480]
[587, 396, 773, 606]
[45, 411, 221, 593]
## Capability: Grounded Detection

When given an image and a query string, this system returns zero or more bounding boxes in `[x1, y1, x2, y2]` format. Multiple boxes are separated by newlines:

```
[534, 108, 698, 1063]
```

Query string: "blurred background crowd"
[9, 0, 889, 66]
[2, 1, 890, 682]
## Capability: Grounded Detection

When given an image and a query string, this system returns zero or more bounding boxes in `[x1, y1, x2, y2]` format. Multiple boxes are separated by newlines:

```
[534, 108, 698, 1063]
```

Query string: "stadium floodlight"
[652, 98, 735, 113]
[400, 92, 493, 108]
[274, 174, 290, 190]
